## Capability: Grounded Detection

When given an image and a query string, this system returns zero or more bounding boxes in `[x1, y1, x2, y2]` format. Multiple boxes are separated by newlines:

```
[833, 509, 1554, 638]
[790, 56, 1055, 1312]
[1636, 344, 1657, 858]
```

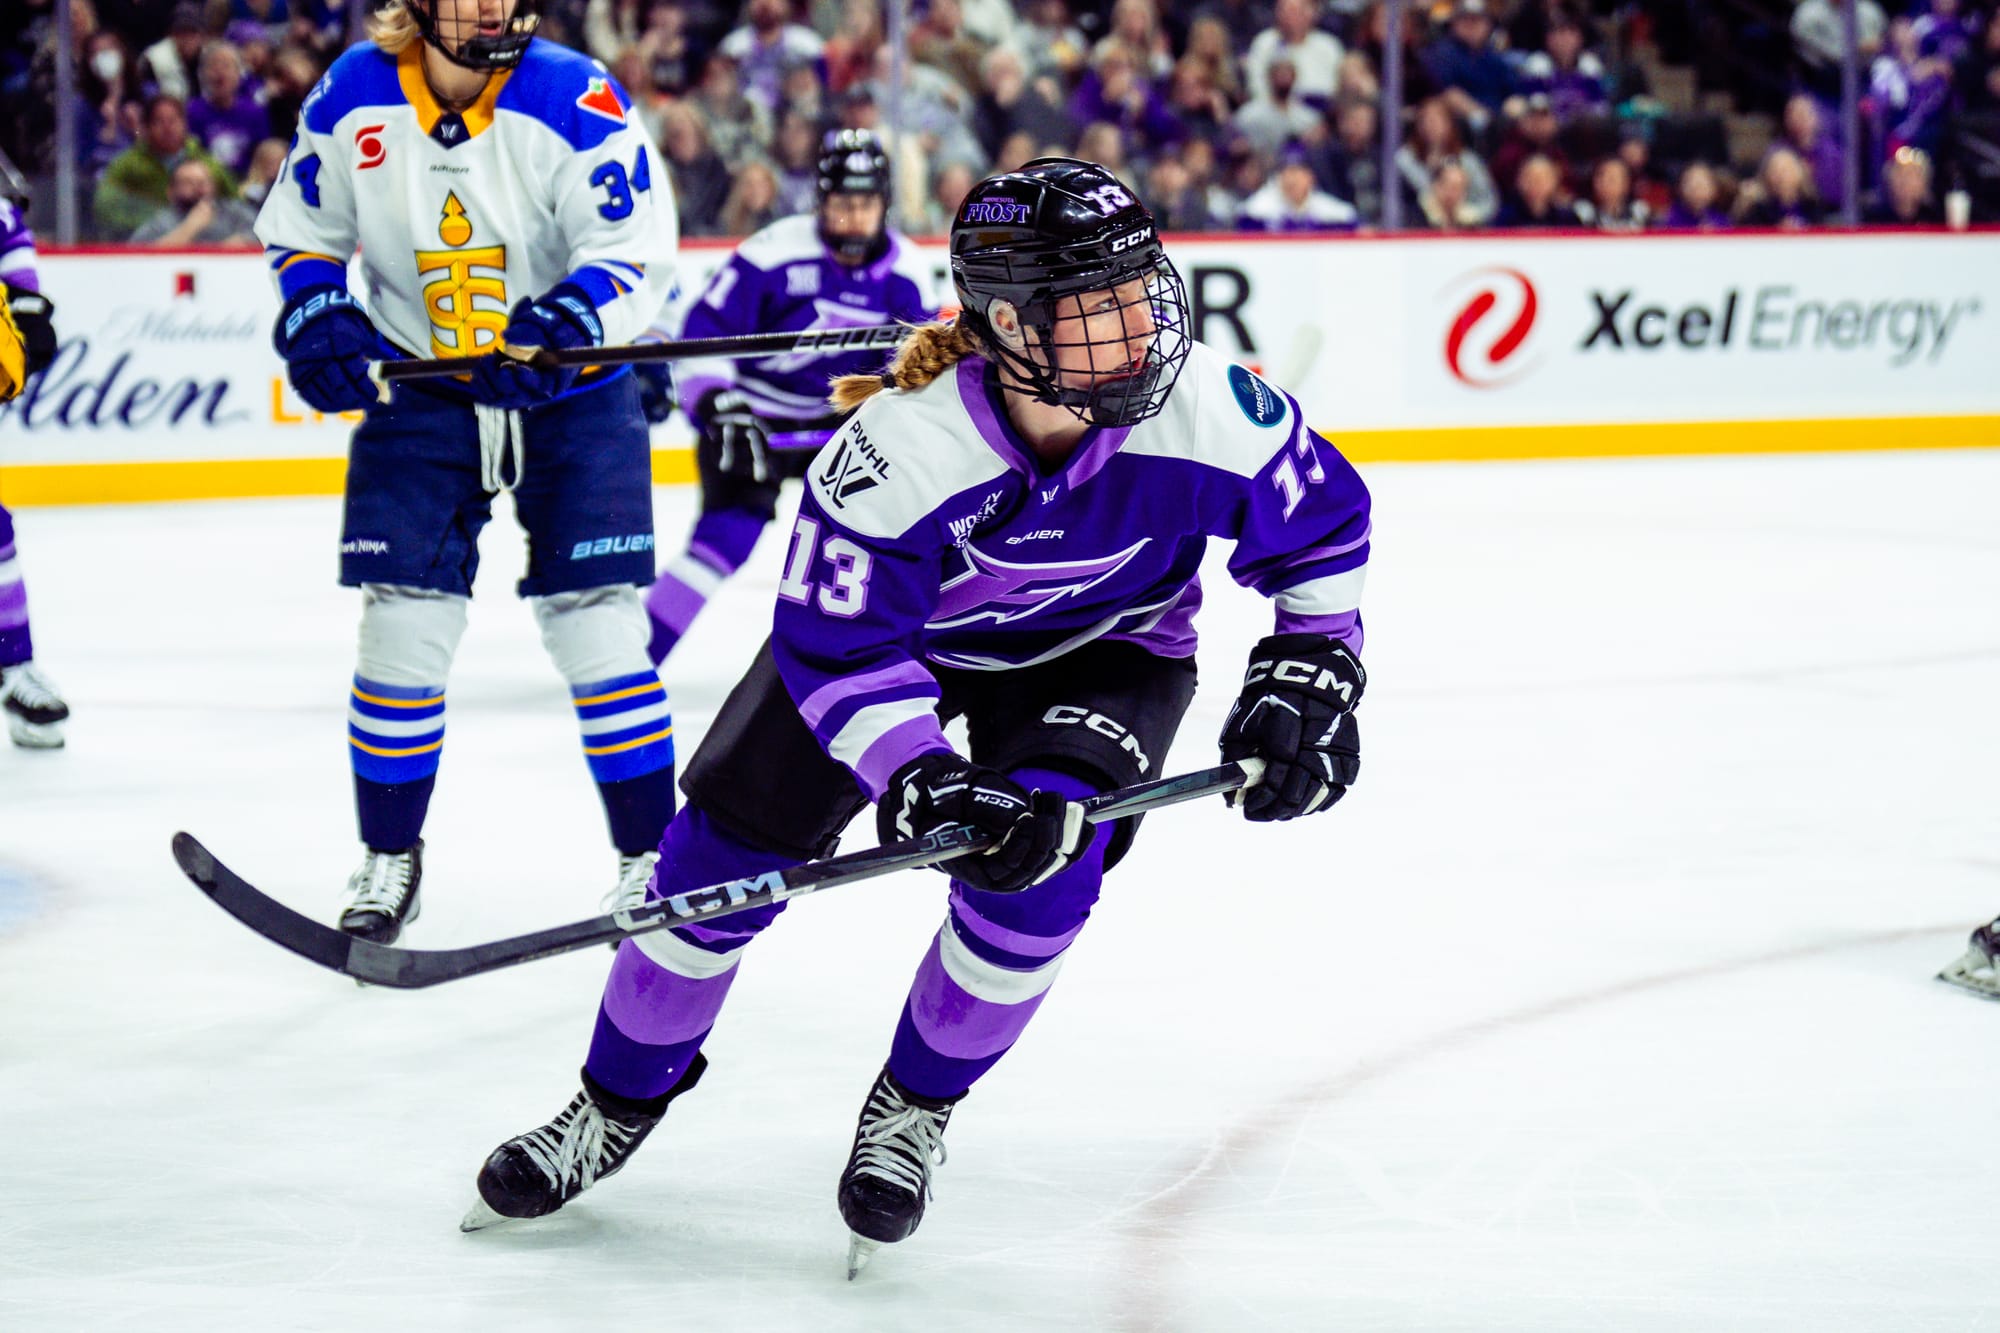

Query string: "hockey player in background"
[0, 198, 71, 749]
[639, 129, 936, 668]
[463, 160, 1373, 1275]
[254, 0, 679, 943]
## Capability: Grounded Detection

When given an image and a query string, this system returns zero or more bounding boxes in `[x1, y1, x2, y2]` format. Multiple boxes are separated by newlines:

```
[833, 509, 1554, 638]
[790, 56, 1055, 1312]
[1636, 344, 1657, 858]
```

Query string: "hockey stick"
[369, 323, 906, 388]
[170, 759, 1262, 991]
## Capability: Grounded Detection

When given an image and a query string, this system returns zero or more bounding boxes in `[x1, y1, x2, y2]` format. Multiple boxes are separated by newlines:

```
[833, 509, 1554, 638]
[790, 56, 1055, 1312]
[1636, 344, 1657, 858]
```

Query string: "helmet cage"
[959, 243, 1192, 429]
[406, 0, 541, 72]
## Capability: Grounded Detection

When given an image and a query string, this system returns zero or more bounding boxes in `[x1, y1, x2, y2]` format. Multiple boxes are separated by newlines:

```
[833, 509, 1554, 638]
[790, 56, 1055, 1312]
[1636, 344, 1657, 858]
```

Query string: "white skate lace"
[602, 851, 660, 915]
[343, 850, 415, 916]
[518, 1095, 642, 1194]
[1, 663, 63, 710]
[852, 1086, 949, 1201]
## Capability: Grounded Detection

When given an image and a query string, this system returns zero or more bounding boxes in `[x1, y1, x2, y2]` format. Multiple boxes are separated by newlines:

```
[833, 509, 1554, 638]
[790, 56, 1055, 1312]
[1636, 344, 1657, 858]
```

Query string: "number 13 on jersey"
[778, 515, 873, 618]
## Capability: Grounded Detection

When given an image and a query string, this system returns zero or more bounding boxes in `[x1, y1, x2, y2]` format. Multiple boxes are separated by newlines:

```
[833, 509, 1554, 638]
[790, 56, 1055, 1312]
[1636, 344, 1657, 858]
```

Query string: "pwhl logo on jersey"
[576, 79, 626, 124]
[1441, 267, 1540, 389]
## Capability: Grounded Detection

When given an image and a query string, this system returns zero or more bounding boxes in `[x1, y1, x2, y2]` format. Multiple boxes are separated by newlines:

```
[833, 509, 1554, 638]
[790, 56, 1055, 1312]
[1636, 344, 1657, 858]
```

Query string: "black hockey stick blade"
[170, 760, 1260, 990]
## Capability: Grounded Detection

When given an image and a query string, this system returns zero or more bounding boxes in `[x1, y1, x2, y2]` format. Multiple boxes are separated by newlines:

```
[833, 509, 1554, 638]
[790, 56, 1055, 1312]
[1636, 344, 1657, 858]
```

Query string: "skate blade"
[1936, 951, 2000, 1000]
[7, 719, 65, 749]
[460, 1197, 515, 1233]
[845, 1233, 882, 1280]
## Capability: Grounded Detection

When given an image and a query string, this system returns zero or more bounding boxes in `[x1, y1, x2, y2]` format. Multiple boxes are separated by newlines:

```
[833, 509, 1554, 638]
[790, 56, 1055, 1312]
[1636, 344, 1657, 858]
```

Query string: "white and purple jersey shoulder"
[770, 340, 1371, 797]
[669, 214, 936, 439]
[0, 199, 39, 292]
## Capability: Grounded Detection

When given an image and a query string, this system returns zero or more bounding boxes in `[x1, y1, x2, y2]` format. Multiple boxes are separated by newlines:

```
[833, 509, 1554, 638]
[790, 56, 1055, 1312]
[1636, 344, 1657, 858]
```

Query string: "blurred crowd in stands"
[1, 0, 1991, 242]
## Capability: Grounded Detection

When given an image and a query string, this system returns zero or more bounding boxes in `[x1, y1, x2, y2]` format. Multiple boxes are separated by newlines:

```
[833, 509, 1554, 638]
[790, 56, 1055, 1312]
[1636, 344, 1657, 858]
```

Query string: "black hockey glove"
[469, 283, 601, 409]
[273, 285, 389, 414]
[633, 362, 675, 424]
[6, 287, 57, 376]
[699, 388, 772, 483]
[1219, 633, 1365, 822]
[878, 753, 1094, 895]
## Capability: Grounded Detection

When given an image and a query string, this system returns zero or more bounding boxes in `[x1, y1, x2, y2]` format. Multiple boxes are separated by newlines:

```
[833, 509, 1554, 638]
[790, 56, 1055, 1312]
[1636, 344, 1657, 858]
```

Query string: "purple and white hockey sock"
[0, 504, 32, 668]
[586, 805, 798, 1100]
[643, 507, 767, 664]
[887, 768, 1109, 1102]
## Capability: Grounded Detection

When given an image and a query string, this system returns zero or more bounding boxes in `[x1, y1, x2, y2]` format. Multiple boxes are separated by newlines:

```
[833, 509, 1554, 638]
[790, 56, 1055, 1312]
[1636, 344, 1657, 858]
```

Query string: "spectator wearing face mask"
[131, 158, 260, 245]
[188, 41, 270, 178]
[1232, 54, 1321, 159]
[94, 93, 239, 240]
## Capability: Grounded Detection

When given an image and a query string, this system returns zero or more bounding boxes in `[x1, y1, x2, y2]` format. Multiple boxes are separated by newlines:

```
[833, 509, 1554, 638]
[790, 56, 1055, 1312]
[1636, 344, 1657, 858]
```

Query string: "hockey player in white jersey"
[255, 0, 680, 943]
[639, 129, 937, 666]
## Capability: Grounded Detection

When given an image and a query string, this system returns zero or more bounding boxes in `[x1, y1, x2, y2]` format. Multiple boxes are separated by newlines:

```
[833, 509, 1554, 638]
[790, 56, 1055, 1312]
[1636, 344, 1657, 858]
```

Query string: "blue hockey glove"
[1219, 633, 1364, 821]
[878, 753, 1093, 894]
[467, 283, 602, 409]
[273, 286, 387, 414]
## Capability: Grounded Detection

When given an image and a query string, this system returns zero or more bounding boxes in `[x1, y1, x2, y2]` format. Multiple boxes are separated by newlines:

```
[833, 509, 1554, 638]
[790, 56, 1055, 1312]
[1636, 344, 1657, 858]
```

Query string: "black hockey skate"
[1938, 920, 2000, 999]
[338, 841, 423, 945]
[837, 1066, 960, 1278]
[462, 1056, 708, 1232]
[1, 661, 69, 749]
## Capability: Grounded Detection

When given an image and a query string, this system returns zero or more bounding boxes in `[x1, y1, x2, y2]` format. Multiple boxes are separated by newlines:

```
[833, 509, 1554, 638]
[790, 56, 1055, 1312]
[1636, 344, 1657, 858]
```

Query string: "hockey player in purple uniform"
[254, 0, 680, 941]
[0, 197, 71, 750]
[463, 160, 1372, 1273]
[640, 129, 937, 667]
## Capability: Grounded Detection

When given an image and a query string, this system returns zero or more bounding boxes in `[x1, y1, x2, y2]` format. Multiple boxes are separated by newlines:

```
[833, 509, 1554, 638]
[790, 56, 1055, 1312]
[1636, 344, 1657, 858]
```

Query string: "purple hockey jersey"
[671, 214, 937, 440]
[0, 200, 39, 292]
[770, 341, 1372, 798]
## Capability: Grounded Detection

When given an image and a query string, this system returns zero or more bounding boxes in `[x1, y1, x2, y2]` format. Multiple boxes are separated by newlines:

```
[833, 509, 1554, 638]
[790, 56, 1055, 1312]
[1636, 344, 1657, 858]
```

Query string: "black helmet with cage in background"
[816, 130, 892, 266]
[404, 0, 542, 71]
[950, 157, 1192, 428]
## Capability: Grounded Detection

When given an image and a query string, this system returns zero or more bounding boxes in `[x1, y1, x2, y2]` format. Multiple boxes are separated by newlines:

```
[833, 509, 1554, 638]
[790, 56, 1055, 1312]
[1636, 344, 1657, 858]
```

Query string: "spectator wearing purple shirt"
[1772, 94, 1844, 211]
[187, 41, 269, 178]
[1516, 10, 1609, 123]
[718, 0, 826, 115]
[1067, 41, 1182, 159]
[1871, 18, 1955, 162]
[1736, 147, 1825, 228]
[1663, 162, 1731, 229]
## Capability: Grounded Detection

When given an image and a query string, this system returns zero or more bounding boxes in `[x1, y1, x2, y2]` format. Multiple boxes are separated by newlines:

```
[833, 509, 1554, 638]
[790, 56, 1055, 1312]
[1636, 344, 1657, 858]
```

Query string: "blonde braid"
[828, 319, 986, 414]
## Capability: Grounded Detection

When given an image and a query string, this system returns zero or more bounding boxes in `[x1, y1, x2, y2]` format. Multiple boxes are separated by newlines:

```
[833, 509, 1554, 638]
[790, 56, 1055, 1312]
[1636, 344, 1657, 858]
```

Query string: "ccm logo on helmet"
[1043, 706, 1152, 774]
[1246, 660, 1357, 704]
[1109, 226, 1155, 253]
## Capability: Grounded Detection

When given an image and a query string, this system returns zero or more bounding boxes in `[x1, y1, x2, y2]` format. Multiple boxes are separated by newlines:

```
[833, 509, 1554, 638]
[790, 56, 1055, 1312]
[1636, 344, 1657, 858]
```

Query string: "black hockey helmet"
[816, 129, 892, 266]
[951, 157, 1191, 428]
[404, 0, 541, 71]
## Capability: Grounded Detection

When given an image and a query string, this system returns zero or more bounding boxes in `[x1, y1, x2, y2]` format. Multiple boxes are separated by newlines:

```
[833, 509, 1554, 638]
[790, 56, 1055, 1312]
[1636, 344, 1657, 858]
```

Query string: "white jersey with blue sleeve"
[254, 38, 677, 360]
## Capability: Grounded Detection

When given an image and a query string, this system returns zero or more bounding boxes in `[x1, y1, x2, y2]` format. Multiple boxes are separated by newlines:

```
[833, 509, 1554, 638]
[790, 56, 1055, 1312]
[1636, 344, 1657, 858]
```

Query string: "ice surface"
[2, 449, 1997, 1331]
